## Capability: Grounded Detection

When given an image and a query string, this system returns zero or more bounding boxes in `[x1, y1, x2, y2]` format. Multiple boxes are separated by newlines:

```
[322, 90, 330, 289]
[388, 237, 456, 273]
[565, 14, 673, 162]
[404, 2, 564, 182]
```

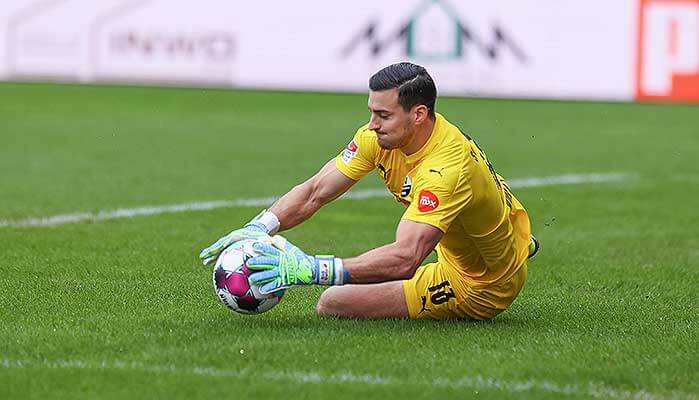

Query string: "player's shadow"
[220, 308, 538, 333]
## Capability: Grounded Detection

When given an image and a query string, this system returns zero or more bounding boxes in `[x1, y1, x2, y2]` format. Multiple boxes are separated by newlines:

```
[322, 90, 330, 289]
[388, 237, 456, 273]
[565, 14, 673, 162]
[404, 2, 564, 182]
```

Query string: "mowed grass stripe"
[0, 172, 631, 228]
[1, 358, 691, 400]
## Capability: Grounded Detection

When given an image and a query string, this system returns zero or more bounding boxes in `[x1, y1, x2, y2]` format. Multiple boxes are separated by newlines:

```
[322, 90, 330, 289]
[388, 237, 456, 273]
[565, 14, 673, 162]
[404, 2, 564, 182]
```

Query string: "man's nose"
[368, 115, 380, 131]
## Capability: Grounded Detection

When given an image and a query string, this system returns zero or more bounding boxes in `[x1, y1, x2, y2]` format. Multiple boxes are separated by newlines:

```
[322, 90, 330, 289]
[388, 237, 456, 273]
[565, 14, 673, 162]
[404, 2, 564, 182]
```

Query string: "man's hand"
[247, 237, 347, 294]
[199, 221, 273, 266]
[199, 210, 281, 266]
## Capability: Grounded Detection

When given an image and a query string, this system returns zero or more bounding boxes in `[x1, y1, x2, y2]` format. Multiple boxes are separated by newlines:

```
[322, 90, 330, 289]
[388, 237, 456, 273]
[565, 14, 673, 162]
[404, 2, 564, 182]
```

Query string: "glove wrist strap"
[333, 258, 350, 285]
[251, 210, 280, 234]
[315, 256, 348, 286]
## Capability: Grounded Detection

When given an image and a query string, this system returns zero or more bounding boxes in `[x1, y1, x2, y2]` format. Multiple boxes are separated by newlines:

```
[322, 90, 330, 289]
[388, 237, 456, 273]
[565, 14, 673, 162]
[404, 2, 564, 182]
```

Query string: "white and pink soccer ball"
[212, 239, 283, 314]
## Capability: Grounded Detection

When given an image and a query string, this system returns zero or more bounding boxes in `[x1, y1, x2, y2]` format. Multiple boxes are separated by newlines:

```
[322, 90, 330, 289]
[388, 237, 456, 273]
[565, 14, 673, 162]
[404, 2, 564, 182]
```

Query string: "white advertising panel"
[94, 2, 238, 85]
[0, 0, 39, 80]
[0, 0, 696, 102]
[7, 0, 133, 81]
[224, 0, 636, 99]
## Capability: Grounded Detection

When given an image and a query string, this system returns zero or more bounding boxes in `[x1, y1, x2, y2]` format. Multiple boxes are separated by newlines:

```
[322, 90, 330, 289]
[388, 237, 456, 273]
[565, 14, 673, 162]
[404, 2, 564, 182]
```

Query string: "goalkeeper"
[200, 62, 538, 320]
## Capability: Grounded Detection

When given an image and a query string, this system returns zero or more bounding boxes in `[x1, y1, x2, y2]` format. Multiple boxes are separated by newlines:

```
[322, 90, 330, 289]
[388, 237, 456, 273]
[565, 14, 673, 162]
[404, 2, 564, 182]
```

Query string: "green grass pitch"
[0, 82, 697, 399]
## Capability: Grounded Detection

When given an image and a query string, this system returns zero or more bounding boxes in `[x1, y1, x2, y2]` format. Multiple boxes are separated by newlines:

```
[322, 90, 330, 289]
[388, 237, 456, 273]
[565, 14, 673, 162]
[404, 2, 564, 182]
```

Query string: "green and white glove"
[198, 210, 280, 266]
[246, 236, 349, 294]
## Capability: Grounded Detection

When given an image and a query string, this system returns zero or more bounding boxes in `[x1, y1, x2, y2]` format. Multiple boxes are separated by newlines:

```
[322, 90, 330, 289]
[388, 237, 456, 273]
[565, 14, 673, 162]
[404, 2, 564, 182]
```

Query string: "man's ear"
[413, 105, 429, 124]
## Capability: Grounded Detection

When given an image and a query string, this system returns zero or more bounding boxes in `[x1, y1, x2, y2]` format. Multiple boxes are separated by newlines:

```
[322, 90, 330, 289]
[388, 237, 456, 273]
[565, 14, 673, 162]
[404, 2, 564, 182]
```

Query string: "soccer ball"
[212, 239, 283, 314]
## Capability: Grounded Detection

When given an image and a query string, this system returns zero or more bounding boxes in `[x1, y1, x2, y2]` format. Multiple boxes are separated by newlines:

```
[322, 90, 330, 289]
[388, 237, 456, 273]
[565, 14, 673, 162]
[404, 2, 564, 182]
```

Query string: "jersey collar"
[404, 112, 445, 164]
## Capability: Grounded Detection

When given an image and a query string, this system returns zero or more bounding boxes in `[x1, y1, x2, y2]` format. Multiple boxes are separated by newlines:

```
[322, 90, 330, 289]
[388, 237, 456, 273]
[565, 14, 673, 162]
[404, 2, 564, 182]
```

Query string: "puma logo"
[418, 296, 432, 314]
[378, 163, 392, 179]
[428, 168, 444, 177]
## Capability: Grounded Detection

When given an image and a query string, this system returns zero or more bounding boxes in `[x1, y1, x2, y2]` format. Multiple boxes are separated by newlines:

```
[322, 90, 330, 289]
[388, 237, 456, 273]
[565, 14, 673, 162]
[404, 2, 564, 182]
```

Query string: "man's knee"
[315, 286, 344, 316]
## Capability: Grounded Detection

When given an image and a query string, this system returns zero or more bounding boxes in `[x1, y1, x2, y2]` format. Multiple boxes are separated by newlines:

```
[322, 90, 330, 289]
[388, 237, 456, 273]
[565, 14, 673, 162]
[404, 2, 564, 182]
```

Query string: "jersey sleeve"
[401, 165, 472, 233]
[334, 125, 378, 181]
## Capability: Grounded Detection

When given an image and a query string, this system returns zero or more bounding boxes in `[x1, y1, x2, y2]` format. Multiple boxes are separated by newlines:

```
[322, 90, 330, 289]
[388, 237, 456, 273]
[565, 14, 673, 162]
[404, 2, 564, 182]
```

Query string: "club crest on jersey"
[341, 140, 358, 164]
[401, 175, 412, 197]
[417, 190, 439, 212]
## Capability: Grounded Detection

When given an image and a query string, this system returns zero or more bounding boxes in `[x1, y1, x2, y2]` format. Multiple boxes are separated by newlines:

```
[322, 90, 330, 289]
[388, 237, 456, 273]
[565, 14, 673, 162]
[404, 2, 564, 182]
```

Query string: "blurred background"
[1, 0, 697, 102]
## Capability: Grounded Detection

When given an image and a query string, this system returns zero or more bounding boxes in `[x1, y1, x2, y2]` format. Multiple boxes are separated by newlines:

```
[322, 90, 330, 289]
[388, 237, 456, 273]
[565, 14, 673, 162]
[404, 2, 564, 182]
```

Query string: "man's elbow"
[397, 255, 422, 280]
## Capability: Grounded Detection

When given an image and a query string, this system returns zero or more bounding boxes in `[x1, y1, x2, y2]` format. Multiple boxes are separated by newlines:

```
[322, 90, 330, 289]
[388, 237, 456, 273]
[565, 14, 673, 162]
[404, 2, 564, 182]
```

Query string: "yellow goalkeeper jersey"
[335, 113, 531, 284]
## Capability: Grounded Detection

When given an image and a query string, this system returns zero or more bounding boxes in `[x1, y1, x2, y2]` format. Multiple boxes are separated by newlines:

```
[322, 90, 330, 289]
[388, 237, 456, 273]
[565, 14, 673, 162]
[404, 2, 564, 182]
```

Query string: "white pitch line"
[0, 172, 632, 229]
[0, 357, 689, 400]
[507, 172, 631, 188]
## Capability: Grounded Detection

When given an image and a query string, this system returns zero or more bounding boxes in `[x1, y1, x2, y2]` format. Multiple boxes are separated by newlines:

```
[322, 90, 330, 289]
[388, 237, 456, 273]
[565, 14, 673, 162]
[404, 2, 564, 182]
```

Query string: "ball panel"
[220, 246, 245, 271]
[215, 287, 239, 310]
[236, 295, 261, 312]
[226, 270, 251, 296]
[213, 266, 229, 290]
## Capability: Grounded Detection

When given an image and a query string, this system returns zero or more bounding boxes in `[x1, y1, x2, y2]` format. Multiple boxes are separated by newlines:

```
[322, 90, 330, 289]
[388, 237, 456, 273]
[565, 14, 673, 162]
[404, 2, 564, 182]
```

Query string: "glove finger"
[248, 269, 279, 285]
[246, 256, 279, 269]
[199, 245, 217, 260]
[269, 235, 290, 251]
[252, 241, 280, 257]
[260, 281, 286, 295]
[202, 256, 216, 266]
[199, 236, 231, 259]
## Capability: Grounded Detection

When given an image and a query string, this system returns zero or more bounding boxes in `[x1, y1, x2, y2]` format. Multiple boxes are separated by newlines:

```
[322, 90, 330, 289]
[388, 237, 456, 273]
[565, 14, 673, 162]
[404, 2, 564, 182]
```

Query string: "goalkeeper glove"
[198, 209, 280, 266]
[247, 236, 349, 294]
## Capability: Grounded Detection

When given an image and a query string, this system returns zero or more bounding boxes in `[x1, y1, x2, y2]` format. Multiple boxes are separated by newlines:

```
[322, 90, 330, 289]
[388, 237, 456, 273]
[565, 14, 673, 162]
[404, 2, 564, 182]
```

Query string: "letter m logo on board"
[636, 0, 699, 102]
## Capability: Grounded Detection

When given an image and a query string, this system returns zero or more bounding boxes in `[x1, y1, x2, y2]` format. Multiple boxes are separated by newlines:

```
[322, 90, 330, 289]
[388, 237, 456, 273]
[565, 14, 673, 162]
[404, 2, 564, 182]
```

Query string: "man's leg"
[316, 261, 525, 320]
[316, 281, 409, 318]
[316, 262, 463, 320]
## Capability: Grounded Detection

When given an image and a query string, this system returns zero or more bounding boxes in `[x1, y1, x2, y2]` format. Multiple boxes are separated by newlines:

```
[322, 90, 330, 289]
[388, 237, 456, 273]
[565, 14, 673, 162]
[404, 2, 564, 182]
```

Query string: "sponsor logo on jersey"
[341, 140, 358, 163]
[401, 175, 412, 197]
[417, 190, 439, 212]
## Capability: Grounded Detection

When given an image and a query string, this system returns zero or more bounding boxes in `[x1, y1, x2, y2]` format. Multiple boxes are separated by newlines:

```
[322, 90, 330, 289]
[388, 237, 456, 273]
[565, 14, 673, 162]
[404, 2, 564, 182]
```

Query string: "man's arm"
[199, 159, 355, 266]
[341, 220, 443, 283]
[247, 218, 443, 293]
[270, 159, 356, 232]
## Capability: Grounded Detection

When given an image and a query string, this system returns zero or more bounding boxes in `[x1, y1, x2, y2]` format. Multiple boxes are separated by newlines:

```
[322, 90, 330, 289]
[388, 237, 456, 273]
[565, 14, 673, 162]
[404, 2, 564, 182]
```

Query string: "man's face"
[367, 89, 416, 150]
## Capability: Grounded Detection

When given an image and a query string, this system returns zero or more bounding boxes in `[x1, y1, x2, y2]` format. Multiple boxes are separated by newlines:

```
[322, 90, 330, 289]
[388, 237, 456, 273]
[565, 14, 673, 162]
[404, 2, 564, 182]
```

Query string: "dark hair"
[369, 62, 437, 117]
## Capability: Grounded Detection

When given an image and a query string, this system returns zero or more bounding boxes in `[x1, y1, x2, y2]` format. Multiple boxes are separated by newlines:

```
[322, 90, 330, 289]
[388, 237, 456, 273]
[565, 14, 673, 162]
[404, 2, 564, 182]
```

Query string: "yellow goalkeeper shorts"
[403, 261, 527, 320]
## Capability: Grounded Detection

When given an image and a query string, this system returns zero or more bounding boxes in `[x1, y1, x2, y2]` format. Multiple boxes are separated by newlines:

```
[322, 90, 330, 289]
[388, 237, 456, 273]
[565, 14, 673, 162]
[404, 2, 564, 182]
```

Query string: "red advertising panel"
[636, 0, 699, 101]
